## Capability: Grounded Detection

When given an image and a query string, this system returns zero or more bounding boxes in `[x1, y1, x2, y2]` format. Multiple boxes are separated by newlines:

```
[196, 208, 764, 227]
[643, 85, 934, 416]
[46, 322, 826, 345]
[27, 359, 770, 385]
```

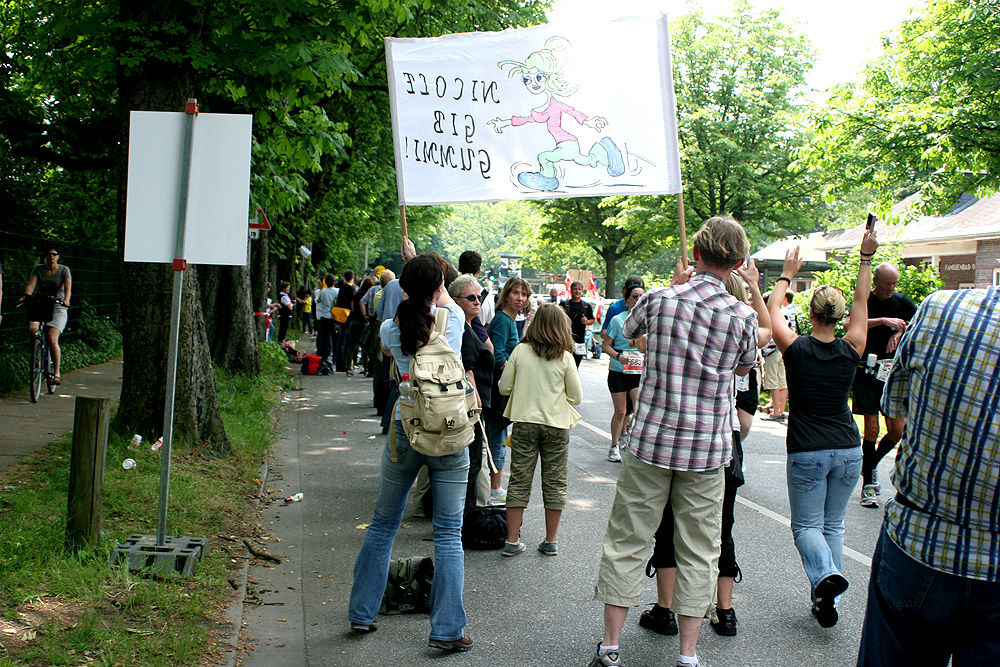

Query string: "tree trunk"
[215, 264, 261, 375]
[112, 0, 229, 455]
[602, 249, 618, 299]
[199, 261, 261, 375]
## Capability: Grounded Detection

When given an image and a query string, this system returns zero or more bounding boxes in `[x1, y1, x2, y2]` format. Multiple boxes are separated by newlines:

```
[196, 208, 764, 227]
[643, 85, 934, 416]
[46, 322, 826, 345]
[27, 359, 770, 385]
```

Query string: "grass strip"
[0, 343, 294, 666]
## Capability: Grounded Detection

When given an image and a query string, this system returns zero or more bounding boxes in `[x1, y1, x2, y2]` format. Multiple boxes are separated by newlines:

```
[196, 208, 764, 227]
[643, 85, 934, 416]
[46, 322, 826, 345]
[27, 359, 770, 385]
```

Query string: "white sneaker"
[490, 488, 507, 505]
[870, 468, 881, 493]
[618, 430, 629, 448]
[861, 485, 879, 508]
[608, 445, 622, 462]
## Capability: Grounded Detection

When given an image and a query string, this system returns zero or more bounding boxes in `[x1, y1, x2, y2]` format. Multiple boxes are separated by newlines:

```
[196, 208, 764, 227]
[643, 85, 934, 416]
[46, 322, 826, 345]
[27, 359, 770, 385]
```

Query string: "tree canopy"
[807, 0, 1000, 214]
[671, 1, 824, 237]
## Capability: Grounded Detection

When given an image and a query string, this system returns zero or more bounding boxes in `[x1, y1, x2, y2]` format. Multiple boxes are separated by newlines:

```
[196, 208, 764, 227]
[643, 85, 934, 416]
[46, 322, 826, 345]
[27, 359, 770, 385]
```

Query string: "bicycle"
[18, 296, 61, 402]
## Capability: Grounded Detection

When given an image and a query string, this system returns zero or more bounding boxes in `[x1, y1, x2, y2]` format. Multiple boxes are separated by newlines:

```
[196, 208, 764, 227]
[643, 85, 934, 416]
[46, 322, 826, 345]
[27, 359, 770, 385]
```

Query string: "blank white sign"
[124, 111, 253, 266]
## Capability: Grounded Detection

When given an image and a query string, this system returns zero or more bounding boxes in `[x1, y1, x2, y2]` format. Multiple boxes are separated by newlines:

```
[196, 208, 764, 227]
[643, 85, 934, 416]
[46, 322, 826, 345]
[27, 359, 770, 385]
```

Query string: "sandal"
[52, 375, 61, 385]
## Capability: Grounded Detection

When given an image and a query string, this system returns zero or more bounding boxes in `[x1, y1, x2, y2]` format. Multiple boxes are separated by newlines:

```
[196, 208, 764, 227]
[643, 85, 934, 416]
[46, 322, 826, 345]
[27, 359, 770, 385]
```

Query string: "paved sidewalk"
[237, 345, 632, 667]
[0, 358, 123, 474]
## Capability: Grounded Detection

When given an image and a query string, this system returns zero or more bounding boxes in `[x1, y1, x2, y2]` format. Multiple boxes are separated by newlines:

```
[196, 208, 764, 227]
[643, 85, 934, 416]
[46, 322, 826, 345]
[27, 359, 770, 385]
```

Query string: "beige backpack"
[391, 308, 479, 459]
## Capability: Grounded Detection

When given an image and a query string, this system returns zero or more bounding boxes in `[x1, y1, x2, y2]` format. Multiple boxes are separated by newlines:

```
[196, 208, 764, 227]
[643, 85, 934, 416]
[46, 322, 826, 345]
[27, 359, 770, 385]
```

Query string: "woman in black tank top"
[766, 229, 879, 629]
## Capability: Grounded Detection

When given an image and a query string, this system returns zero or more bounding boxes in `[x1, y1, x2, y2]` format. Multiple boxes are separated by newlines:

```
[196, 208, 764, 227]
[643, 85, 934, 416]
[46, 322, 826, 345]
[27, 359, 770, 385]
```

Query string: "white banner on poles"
[386, 15, 682, 206]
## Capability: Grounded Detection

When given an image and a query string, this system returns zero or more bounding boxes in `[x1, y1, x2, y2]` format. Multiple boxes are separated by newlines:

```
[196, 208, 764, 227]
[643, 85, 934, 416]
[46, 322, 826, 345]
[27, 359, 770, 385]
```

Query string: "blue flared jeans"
[786, 445, 862, 602]
[348, 421, 470, 641]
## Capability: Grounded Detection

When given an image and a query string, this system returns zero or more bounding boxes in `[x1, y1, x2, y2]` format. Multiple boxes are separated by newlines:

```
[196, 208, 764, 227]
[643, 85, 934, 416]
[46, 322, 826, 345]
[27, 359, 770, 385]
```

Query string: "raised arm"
[844, 230, 880, 357]
[767, 247, 800, 354]
[737, 259, 772, 348]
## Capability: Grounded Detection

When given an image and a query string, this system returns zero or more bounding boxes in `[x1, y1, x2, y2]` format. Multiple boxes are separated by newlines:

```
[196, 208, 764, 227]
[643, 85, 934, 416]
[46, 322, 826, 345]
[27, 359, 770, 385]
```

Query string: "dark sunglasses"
[46, 252, 59, 257]
[460, 294, 482, 303]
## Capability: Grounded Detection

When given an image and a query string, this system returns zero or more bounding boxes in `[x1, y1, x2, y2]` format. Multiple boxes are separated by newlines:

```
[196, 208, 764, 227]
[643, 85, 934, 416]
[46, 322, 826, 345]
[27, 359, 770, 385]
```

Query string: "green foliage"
[3, 0, 548, 261]
[789, 243, 942, 335]
[671, 2, 825, 236]
[806, 0, 1000, 213]
[532, 195, 677, 296]
[439, 201, 548, 273]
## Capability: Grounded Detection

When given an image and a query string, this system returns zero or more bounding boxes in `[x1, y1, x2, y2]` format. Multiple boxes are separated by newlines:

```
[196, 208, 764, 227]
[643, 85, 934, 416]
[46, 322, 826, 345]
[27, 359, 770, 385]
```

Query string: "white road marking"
[577, 419, 873, 568]
[577, 419, 611, 439]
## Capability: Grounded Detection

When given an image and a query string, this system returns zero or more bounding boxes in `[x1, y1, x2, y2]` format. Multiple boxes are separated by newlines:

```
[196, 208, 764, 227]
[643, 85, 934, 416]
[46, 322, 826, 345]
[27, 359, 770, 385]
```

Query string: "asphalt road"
[239, 351, 895, 667]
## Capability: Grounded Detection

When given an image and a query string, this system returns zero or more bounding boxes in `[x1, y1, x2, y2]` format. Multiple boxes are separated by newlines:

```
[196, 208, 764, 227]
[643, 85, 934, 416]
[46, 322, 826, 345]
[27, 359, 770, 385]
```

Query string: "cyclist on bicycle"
[21, 245, 72, 385]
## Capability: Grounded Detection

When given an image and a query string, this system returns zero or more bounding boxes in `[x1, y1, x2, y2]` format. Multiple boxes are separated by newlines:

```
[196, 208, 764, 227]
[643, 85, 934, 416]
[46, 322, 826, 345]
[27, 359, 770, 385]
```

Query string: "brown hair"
[522, 303, 574, 361]
[496, 277, 532, 313]
[693, 216, 750, 269]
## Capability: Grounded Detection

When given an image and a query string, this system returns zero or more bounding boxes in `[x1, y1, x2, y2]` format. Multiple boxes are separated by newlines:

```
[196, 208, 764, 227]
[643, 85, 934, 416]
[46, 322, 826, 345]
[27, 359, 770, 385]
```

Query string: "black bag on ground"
[462, 505, 507, 550]
[379, 556, 433, 615]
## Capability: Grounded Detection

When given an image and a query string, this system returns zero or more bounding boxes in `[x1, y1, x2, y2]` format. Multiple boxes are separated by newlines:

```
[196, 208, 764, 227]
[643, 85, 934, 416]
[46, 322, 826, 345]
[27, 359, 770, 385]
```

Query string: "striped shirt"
[622, 272, 757, 471]
[882, 288, 1000, 582]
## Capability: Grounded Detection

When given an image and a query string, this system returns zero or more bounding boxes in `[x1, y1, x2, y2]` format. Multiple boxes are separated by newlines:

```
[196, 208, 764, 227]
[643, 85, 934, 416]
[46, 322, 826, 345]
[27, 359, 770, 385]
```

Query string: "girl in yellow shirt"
[498, 304, 583, 557]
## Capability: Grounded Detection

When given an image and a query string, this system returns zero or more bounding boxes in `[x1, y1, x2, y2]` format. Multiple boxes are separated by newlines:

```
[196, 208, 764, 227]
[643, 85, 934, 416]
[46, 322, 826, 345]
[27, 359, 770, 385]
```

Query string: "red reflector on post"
[172, 259, 187, 271]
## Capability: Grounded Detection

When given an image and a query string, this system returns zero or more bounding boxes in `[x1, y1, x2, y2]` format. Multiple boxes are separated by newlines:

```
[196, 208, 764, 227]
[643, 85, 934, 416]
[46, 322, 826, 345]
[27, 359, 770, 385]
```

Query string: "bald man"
[851, 262, 916, 508]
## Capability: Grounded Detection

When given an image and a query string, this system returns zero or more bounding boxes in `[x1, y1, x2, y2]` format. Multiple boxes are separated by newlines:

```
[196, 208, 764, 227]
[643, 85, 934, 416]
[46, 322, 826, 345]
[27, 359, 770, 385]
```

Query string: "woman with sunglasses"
[22, 245, 71, 384]
[449, 274, 495, 509]
[767, 228, 878, 629]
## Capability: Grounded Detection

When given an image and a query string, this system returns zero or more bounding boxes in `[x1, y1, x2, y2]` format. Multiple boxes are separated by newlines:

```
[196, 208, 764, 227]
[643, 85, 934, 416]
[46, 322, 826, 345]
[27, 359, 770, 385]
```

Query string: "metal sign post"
[111, 99, 210, 577]
[156, 98, 198, 546]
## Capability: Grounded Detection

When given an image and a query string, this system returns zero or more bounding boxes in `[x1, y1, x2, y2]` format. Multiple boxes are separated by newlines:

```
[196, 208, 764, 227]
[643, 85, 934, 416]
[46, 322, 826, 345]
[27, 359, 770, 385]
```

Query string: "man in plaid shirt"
[587, 217, 758, 667]
[857, 287, 1000, 667]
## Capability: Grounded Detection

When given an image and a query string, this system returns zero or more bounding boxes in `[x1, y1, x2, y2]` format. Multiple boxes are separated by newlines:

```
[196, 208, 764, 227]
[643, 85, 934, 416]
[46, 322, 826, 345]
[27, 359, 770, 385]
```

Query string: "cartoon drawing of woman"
[487, 36, 625, 192]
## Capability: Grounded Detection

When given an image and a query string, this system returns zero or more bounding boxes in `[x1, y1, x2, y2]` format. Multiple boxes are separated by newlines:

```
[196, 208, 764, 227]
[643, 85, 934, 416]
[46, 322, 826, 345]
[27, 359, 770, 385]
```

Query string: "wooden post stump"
[66, 396, 110, 551]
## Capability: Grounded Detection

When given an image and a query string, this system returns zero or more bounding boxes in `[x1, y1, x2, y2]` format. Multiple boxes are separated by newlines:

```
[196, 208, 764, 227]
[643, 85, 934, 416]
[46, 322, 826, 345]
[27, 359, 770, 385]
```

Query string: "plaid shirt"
[882, 288, 1000, 582]
[622, 272, 757, 471]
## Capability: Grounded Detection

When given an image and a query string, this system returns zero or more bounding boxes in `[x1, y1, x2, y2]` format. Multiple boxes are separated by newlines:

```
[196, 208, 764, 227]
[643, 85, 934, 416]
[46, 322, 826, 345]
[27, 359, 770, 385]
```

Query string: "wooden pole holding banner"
[399, 204, 408, 240]
[677, 191, 689, 269]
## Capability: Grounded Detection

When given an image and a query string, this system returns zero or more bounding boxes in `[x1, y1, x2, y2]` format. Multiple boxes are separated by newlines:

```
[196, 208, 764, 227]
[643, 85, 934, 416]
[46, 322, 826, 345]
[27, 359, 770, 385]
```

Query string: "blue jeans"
[858, 525, 1000, 667]
[348, 421, 470, 641]
[786, 446, 862, 602]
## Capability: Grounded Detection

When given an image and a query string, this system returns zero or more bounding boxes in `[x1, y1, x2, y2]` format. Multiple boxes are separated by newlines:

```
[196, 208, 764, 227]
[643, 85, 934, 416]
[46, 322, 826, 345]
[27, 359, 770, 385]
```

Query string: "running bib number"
[876, 359, 893, 382]
[621, 353, 644, 375]
[574, 342, 586, 356]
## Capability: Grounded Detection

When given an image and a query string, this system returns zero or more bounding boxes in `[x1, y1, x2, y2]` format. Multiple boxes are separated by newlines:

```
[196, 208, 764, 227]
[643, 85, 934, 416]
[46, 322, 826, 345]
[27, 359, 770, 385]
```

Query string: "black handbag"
[462, 506, 507, 550]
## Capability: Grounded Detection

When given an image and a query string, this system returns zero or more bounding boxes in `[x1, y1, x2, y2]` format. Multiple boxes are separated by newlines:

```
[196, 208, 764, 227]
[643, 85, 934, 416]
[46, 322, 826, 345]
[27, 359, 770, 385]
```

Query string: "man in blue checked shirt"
[857, 287, 1000, 667]
[586, 217, 760, 667]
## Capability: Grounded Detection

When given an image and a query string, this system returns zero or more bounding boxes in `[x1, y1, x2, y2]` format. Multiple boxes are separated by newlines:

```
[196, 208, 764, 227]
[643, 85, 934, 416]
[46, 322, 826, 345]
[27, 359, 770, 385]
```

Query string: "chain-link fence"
[0, 231, 120, 349]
